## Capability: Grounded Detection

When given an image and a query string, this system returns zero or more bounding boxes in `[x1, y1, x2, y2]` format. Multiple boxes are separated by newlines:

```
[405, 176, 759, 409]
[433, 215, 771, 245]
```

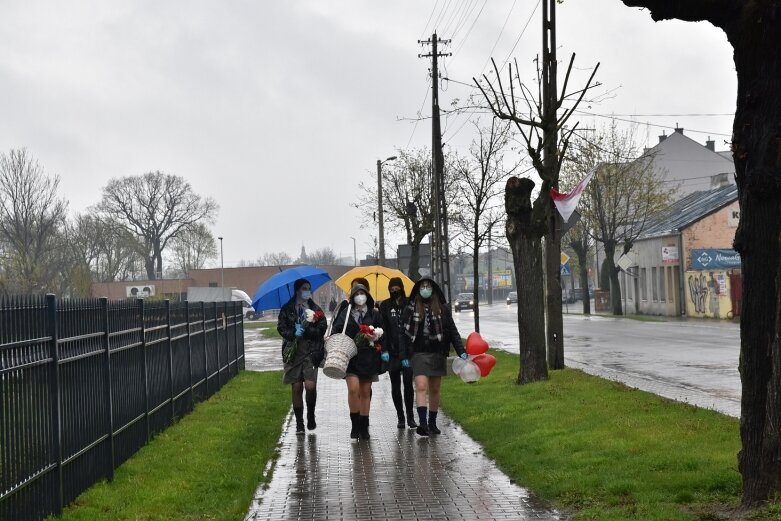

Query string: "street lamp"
[218, 236, 224, 287]
[377, 155, 397, 266]
[350, 236, 357, 266]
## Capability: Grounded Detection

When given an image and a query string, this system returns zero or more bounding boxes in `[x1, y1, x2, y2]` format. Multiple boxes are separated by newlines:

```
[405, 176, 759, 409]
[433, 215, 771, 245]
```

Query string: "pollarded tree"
[613, 0, 781, 506]
[98, 171, 218, 280]
[568, 124, 676, 315]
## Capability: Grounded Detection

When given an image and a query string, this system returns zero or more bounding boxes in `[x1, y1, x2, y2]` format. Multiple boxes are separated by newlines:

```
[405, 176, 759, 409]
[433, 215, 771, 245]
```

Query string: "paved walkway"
[244, 364, 562, 521]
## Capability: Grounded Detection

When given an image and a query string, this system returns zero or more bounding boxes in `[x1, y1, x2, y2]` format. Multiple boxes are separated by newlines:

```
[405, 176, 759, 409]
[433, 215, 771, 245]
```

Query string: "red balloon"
[465, 332, 490, 355]
[471, 353, 497, 377]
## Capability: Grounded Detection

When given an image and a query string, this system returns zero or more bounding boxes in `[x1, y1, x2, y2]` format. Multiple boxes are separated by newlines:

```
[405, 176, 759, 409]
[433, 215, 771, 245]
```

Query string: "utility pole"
[487, 233, 493, 305]
[377, 156, 396, 266]
[542, 0, 565, 369]
[419, 32, 452, 303]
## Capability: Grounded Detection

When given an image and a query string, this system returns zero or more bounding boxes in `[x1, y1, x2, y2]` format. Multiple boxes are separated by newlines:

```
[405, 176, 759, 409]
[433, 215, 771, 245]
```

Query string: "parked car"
[506, 291, 518, 305]
[454, 293, 475, 312]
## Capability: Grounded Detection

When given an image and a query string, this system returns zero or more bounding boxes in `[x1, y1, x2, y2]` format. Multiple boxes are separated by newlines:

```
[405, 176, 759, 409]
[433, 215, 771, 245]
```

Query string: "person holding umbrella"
[277, 278, 327, 434]
[400, 277, 467, 437]
[331, 283, 383, 440]
[379, 277, 417, 429]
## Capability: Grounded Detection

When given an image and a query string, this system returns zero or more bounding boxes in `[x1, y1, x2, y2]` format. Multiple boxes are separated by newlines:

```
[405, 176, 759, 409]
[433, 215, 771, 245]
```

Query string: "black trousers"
[388, 365, 414, 418]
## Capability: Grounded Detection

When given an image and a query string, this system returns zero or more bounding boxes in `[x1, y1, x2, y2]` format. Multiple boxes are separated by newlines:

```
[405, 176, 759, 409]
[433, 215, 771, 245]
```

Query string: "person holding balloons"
[400, 277, 467, 437]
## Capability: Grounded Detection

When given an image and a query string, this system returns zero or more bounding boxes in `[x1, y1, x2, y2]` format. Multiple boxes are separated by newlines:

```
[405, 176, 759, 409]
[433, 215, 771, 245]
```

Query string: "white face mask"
[354, 294, 367, 306]
[300, 290, 311, 300]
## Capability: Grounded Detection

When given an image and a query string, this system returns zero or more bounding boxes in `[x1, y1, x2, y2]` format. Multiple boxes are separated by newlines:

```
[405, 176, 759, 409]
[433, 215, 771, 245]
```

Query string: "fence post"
[140, 298, 150, 442]
[232, 302, 239, 371]
[202, 301, 208, 397]
[166, 300, 174, 423]
[46, 293, 64, 516]
[214, 301, 220, 388]
[100, 297, 115, 482]
[185, 301, 194, 408]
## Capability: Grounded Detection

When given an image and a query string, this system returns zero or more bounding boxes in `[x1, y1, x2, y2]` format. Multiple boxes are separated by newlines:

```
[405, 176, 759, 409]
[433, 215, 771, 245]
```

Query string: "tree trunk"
[573, 244, 591, 315]
[545, 210, 565, 369]
[408, 241, 421, 281]
[603, 241, 623, 315]
[145, 257, 155, 280]
[472, 242, 480, 333]
[730, 23, 781, 506]
[505, 177, 548, 384]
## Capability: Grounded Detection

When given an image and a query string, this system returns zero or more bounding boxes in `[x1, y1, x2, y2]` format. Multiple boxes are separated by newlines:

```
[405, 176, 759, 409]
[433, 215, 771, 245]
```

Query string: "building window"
[640, 268, 647, 301]
[659, 267, 666, 302]
[209, 282, 218, 287]
[652, 268, 659, 301]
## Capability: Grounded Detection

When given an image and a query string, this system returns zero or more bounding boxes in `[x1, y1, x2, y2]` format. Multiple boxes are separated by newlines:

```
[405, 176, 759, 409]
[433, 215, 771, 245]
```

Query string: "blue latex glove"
[459, 352, 468, 360]
[380, 352, 390, 363]
[401, 359, 410, 369]
[295, 323, 304, 337]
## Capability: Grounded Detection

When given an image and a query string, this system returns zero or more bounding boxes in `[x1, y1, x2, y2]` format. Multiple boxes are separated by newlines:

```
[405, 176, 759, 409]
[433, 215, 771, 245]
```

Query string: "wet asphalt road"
[451, 302, 741, 417]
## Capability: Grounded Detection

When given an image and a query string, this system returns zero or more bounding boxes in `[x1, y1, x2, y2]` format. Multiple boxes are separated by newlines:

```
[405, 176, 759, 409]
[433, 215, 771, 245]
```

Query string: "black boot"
[293, 406, 305, 435]
[306, 392, 317, 431]
[428, 410, 441, 435]
[416, 406, 429, 436]
[397, 412, 406, 429]
[359, 415, 371, 440]
[350, 412, 360, 439]
[406, 411, 418, 429]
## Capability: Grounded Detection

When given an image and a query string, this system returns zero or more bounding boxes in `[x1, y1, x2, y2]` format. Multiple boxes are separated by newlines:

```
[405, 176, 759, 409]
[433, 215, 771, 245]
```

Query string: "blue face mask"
[300, 290, 311, 300]
[419, 288, 433, 299]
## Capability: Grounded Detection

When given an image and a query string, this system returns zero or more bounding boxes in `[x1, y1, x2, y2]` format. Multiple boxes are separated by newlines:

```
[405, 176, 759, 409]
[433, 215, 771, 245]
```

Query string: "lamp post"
[218, 236, 224, 287]
[376, 155, 397, 266]
[350, 236, 357, 266]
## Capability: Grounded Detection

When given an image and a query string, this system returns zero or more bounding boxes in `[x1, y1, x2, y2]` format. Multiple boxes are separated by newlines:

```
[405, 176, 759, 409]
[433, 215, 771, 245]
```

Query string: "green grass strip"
[441, 350, 747, 520]
[243, 320, 281, 339]
[56, 371, 288, 521]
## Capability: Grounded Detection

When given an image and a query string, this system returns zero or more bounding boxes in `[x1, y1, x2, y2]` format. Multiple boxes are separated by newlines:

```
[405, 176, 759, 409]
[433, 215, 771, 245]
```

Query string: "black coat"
[277, 297, 327, 358]
[331, 290, 383, 378]
[379, 296, 407, 358]
[399, 277, 465, 360]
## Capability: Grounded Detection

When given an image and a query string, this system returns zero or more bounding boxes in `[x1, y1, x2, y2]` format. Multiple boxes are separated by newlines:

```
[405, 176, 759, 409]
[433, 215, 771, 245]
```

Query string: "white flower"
[304, 309, 315, 323]
[372, 327, 384, 341]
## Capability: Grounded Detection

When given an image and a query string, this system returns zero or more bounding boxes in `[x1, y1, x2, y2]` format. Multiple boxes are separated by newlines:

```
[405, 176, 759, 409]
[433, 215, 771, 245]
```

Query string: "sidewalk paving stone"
[244, 370, 562, 521]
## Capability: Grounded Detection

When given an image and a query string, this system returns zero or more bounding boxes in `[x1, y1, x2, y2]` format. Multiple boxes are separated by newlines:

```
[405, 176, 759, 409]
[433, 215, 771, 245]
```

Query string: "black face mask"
[390, 290, 402, 301]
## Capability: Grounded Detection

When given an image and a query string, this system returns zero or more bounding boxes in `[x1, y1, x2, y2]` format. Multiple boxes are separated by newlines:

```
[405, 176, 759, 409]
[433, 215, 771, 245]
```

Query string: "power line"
[407, 80, 432, 148]
[450, 0, 488, 60]
[574, 110, 732, 137]
[420, 0, 440, 40]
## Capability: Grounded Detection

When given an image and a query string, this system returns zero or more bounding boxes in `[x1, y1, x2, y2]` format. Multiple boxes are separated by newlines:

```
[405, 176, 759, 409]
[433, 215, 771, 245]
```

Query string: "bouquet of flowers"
[283, 309, 326, 363]
[354, 324, 384, 352]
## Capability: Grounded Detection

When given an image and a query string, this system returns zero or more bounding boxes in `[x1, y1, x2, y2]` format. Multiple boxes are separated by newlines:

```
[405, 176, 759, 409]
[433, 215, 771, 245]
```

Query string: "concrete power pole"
[419, 32, 452, 304]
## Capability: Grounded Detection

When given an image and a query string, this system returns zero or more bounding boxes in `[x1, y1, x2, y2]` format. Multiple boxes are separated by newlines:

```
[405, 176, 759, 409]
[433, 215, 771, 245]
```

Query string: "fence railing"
[0, 295, 245, 521]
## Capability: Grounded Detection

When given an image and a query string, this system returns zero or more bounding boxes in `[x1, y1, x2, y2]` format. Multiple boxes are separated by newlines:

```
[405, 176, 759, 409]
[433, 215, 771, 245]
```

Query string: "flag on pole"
[550, 167, 596, 222]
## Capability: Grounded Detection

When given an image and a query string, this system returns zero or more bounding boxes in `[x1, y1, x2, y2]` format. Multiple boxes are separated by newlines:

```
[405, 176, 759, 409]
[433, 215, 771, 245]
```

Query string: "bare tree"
[307, 247, 338, 265]
[0, 149, 68, 295]
[563, 217, 593, 315]
[354, 148, 462, 281]
[476, 54, 599, 377]
[97, 171, 217, 280]
[571, 124, 676, 315]
[168, 223, 218, 277]
[612, 1, 781, 506]
[259, 251, 293, 266]
[452, 119, 517, 332]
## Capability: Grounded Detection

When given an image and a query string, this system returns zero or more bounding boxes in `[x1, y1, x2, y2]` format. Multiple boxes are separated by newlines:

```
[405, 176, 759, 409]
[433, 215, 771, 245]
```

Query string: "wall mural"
[685, 270, 732, 319]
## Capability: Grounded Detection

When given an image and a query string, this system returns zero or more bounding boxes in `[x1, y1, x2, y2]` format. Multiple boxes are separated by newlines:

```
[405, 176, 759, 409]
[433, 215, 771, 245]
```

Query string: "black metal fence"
[0, 295, 245, 521]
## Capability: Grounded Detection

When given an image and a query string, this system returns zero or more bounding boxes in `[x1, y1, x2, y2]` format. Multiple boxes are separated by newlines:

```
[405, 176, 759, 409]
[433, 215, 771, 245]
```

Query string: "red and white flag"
[550, 167, 596, 222]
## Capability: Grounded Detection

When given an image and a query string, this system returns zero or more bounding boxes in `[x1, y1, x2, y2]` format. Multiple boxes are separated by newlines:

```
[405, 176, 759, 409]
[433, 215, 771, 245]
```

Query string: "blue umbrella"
[252, 265, 332, 312]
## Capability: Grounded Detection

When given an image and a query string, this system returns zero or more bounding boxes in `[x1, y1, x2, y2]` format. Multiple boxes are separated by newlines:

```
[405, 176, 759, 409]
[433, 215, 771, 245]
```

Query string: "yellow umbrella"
[335, 265, 415, 301]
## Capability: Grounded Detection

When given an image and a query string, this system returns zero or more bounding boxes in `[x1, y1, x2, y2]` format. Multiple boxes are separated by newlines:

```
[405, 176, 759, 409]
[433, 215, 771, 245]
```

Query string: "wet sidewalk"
[244, 371, 562, 521]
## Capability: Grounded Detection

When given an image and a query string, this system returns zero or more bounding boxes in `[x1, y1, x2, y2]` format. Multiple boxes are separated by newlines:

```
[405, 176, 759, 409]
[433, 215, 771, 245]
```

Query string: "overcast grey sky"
[0, 1, 735, 267]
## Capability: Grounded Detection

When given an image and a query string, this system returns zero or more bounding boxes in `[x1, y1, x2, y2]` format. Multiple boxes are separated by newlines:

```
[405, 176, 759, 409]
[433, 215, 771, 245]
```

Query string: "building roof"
[637, 183, 738, 240]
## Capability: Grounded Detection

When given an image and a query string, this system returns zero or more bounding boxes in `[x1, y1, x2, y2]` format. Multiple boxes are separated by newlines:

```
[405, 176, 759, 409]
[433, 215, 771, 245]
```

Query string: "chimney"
[710, 173, 732, 189]
[658, 131, 667, 143]
[674, 125, 684, 135]
[705, 136, 715, 151]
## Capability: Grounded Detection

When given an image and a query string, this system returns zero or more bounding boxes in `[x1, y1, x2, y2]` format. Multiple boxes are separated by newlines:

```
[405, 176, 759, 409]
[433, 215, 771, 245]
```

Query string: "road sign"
[560, 264, 571, 276]
[560, 252, 570, 265]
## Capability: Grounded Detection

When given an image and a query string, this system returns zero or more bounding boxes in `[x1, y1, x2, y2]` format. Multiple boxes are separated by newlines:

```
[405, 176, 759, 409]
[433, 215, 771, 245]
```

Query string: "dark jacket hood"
[408, 277, 447, 304]
[349, 283, 375, 309]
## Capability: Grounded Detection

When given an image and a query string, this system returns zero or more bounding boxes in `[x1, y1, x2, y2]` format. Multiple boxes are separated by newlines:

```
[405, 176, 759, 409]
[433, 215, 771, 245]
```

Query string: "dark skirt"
[346, 348, 381, 379]
[412, 352, 447, 377]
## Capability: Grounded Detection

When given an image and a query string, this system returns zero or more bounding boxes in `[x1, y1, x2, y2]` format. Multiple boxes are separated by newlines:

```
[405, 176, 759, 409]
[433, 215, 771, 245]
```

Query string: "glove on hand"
[459, 352, 469, 360]
[401, 359, 410, 369]
[380, 352, 390, 363]
[295, 323, 304, 337]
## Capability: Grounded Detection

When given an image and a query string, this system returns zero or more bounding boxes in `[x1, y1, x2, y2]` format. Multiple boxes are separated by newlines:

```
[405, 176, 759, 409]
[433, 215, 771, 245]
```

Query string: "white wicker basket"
[322, 304, 357, 379]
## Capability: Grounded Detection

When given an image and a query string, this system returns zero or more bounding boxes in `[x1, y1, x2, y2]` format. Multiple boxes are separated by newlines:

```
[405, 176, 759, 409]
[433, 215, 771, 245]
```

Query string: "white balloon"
[459, 360, 481, 384]
[452, 357, 467, 375]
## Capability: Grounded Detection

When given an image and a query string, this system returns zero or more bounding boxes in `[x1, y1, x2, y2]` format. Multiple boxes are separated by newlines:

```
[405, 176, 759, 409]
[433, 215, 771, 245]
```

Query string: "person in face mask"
[277, 278, 328, 434]
[379, 277, 417, 429]
[331, 283, 383, 440]
[399, 277, 467, 437]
